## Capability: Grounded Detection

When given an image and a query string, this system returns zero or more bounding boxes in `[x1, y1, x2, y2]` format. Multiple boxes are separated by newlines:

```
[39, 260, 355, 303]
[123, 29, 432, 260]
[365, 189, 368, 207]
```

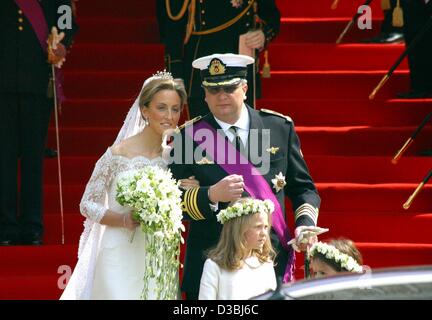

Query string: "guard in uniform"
[169, 53, 321, 299]
[160, 0, 280, 118]
[361, 0, 404, 43]
[397, 0, 432, 98]
[0, 0, 78, 245]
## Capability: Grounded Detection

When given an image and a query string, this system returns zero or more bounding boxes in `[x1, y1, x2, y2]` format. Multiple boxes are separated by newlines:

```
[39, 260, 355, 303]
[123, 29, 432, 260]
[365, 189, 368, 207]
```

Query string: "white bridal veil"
[60, 71, 176, 300]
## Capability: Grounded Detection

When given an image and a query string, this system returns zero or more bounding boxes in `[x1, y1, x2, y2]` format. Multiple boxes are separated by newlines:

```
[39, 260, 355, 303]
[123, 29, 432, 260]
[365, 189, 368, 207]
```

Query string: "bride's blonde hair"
[138, 77, 187, 110]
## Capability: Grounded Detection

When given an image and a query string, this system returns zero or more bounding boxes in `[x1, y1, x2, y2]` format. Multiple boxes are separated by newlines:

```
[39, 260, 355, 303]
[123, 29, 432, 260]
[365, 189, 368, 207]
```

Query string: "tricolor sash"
[14, 0, 65, 104]
[186, 120, 296, 282]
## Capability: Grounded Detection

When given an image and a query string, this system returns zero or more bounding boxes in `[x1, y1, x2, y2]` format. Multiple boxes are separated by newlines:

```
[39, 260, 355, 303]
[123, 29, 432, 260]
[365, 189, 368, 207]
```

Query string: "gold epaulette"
[175, 116, 202, 133]
[260, 108, 292, 122]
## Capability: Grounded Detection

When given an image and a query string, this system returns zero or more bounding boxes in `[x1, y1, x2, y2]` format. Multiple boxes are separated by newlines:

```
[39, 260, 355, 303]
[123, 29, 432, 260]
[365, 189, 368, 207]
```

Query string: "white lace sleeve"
[79, 149, 116, 223]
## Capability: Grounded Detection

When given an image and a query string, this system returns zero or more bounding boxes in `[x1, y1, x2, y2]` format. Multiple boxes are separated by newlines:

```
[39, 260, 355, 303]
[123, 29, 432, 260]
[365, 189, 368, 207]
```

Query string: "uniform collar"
[213, 104, 250, 134]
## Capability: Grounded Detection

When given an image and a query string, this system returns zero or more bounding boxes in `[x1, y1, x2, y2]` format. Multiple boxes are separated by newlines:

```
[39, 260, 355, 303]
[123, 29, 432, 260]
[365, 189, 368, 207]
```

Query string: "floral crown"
[309, 242, 363, 273]
[216, 199, 274, 224]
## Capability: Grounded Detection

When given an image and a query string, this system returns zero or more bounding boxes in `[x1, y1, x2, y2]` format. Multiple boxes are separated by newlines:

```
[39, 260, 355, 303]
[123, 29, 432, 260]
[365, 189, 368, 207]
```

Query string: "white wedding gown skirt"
[61, 157, 179, 300]
[90, 223, 154, 299]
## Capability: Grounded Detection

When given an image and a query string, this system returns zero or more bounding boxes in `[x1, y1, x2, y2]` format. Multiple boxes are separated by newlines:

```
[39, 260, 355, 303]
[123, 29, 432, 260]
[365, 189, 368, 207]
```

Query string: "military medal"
[272, 172, 286, 192]
[266, 146, 279, 155]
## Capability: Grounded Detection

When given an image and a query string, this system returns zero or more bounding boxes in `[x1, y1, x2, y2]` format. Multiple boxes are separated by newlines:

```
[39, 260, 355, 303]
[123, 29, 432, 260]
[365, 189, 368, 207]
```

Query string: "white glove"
[288, 226, 329, 253]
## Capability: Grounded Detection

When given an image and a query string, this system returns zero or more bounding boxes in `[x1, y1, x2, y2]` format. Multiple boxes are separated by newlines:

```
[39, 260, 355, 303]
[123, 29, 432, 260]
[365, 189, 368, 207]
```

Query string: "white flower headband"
[216, 199, 274, 224]
[309, 242, 363, 273]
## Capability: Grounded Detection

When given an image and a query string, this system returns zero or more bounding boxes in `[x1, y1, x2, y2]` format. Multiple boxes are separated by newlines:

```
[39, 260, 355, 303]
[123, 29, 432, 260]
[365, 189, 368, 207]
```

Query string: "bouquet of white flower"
[116, 166, 184, 300]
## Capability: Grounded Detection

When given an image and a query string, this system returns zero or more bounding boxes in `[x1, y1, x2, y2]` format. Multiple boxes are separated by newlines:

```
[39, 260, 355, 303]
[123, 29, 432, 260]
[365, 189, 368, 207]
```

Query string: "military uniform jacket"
[162, 0, 280, 99]
[0, 0, 78, 94]
[169, 105, 320, 294]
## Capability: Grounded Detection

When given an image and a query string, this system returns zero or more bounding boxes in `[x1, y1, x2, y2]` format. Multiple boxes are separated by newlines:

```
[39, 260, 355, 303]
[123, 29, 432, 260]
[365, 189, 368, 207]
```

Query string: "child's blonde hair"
[208, 198, 276, 271]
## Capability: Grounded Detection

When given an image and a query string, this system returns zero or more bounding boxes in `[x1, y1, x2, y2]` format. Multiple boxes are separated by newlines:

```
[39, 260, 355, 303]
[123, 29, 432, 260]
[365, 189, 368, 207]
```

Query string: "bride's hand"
[123, 213, 140, 231]
[179, 176, 200, 190]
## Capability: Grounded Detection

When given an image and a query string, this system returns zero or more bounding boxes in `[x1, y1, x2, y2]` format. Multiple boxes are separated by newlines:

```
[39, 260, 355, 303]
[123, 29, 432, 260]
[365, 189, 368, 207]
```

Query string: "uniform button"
[246, 23, 250, 27]
[18, 9, 22, 14]
[18, 18, 23, 22]
[201, 10, 205, 14]
[247, 12, 250, 15]
[18, 26, 23, 31]
[202, 21, 206, 25]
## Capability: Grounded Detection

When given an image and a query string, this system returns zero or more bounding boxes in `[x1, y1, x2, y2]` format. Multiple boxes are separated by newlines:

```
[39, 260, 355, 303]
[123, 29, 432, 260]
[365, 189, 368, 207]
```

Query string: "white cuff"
[209, 202, 219, 212]
[208, 189, 219, 212]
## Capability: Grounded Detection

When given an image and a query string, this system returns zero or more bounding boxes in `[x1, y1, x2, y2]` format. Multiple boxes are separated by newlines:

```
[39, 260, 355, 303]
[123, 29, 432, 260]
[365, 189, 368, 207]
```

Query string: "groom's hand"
[292, 226, 318, 252]
[179, 176, 200, 190]
[209, 175, 244, 203]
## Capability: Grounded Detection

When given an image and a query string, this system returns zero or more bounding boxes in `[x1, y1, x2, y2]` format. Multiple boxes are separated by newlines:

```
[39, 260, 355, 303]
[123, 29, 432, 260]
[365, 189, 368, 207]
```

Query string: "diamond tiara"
[152, 69, 174, 81]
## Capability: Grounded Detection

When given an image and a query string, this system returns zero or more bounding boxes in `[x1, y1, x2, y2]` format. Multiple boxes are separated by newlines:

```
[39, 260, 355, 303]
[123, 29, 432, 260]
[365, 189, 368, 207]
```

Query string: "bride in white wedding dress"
[60, 72, 198, 300]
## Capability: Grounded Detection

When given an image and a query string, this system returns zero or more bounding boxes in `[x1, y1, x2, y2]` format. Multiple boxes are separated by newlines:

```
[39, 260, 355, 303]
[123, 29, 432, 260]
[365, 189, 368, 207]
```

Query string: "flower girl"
[309, 238, 364, 278]
[198, 198, 277, 300]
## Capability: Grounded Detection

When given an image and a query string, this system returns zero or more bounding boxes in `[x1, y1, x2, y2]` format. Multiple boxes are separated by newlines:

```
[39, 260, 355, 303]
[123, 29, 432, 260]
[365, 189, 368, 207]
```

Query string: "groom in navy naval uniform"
[169, 53, 321, 300]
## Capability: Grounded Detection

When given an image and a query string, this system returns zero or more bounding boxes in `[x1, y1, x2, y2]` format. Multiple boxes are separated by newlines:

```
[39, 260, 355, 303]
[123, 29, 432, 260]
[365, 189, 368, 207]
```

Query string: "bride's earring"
[142, 113, 149, 126]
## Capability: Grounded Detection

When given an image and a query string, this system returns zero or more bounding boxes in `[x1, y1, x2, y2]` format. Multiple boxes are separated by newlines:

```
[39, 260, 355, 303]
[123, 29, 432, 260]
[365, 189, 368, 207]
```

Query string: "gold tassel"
[262, 50, 271, 78]
[392, 0, 404, 27]
[381, 0, 391, 11]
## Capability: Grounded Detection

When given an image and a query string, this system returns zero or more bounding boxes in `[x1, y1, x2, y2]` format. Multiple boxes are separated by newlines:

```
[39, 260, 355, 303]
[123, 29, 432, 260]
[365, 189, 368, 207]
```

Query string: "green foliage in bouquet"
[116, 166, 184, 299]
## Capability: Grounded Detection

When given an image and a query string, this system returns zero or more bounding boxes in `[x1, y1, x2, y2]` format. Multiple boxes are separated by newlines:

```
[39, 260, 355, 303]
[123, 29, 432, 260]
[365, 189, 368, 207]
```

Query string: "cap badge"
[208, 58, 226, 75]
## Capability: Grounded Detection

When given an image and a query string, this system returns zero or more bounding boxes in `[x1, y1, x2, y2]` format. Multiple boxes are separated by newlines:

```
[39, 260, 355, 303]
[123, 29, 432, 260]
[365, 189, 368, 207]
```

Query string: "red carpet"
[1, 0, 431, 299]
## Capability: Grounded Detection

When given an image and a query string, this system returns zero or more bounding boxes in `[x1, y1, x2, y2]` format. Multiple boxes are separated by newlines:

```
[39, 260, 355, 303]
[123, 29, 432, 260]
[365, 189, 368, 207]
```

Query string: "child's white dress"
[198, 256, 277, 300]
